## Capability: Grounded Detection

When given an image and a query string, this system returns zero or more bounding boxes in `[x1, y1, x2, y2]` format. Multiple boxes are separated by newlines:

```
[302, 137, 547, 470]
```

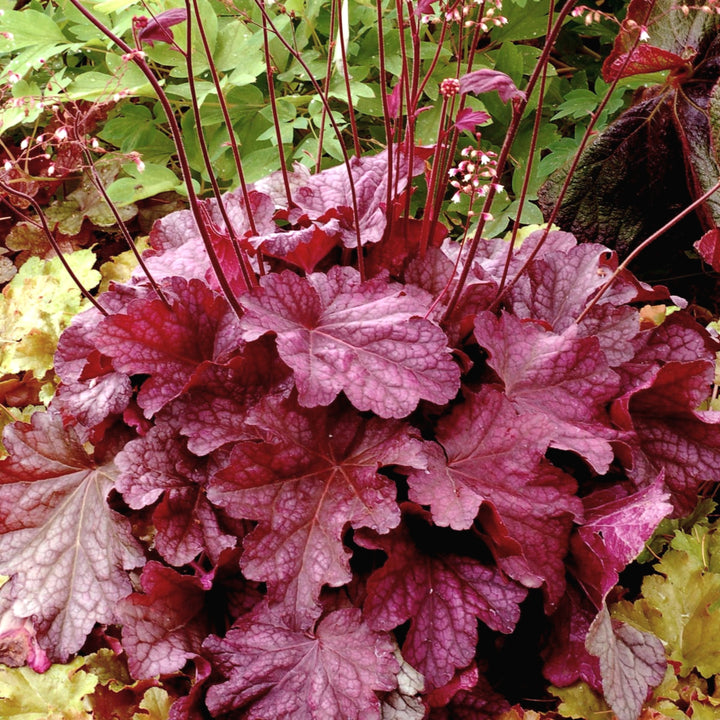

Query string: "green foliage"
[0, 656, 97, 719]
[0, 249, 100, 378]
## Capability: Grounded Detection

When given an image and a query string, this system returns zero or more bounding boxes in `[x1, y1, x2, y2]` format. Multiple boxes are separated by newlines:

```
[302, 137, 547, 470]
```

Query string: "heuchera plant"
[0, 0, 719, 718]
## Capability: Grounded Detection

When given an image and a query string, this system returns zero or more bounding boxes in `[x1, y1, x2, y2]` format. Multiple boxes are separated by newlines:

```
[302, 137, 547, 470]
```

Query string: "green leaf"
[0, 655, 97, 719]
[0, 9, 68, 51]
[106, 163, 183, 204]
[551, 89, 600, 121]
[611, 520, 720, 677]
[0, 249, 101, 376]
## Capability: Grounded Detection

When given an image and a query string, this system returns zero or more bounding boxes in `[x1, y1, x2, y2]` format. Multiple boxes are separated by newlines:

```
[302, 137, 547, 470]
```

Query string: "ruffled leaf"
[240, 267, 460, 418]
[204, 604, 398, 719]
[0, 411, 144, 661]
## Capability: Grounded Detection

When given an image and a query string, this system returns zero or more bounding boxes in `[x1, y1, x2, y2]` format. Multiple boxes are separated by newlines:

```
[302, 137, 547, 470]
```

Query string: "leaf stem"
[576, 178, 720, 323]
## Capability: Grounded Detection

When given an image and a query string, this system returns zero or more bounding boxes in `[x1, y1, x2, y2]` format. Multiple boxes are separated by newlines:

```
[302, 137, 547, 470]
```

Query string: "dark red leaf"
[118, 561, 207, 678]
[208, 397, 425, 622]
[602, 44, 687, 82]
[695, 227, 720, 271]
[96, 277, 243, 417]
[204, 603, 398, 719]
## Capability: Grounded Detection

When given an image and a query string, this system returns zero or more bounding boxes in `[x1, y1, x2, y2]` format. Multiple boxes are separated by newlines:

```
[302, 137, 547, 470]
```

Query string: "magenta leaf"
[239, 266, 460, 418]
[118, 561, 208, 679]
[474, 310, 619, 472]
[136, 8, 188, 47]
[289, 148, 426, 248]
[115, 421, 235, 565]
[586, 606, 666, 720]
[454, 107, 491, 131]
[406, 387, 581, 607]
[570, 477, 672, 608]
[359, 506, 527, 689]
[459, 69, 525, 102]
[204, 603, 399, 719]
[694, 227, 720, 272]
[613, 360, 720, 515]
[208, 396, 425, 621]
[96, 277, 243, 417]
[0, 411, 144, 661]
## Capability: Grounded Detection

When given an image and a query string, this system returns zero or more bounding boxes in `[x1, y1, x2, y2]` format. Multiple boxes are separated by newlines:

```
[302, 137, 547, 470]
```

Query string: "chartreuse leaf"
[133, 687, 173, 720]
[611, 519, 720, 678]
[0, 655, 97, 719]
[551, 681, 611, 718]
[0, 249, 101, 377]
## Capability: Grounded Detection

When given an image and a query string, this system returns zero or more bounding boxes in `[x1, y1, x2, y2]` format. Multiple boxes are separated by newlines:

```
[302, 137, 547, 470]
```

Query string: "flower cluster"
[448, 133, 500, 204]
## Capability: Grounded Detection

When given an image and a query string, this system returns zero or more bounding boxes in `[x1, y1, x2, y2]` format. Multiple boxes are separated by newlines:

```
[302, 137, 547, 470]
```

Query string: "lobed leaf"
[239, 267, 460, 418]
[0, 411, 144, 661]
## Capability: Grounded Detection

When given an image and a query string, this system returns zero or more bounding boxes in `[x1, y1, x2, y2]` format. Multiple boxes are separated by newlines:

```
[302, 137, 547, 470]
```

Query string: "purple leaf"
[459, 69, 525, 102]
[474, 310, 619, 472]
[406, 387, 581, 608]
[359, 505, 527, 690]
[204, 603, 399, 719]
[136, 8, 188, 47]
[239, 267, 460, 418]
[96, 277, 243, 417]
[586, 606, 666, 720]
[115, 420, 235, 565]
[119, 562, 208, 679]
[613, 360, 720, 515]
[570, 477, 672, 607]
[208, 397, 425, 622]
[453, 107, 490, 131]
[0, 411, 144, 661]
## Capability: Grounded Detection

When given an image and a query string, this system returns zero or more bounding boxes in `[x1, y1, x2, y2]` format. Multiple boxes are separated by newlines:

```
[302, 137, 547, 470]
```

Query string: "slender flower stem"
[496, 2, 555, 294]
[376, 0, 395, 240]
[254, 0, 366, 279]
[442, 0, 577, 321]
[82, 148, 171, 308]
[0, 181, 107, 315]
[334, 0, 362, 158]
[63, 0, 245, 318]
[261, 6, 294, 208]
[489, 5, 650, 310]
[316, 0, 338, 171]
[183, 0, 257, 291]
[189, 0, 259, 244]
